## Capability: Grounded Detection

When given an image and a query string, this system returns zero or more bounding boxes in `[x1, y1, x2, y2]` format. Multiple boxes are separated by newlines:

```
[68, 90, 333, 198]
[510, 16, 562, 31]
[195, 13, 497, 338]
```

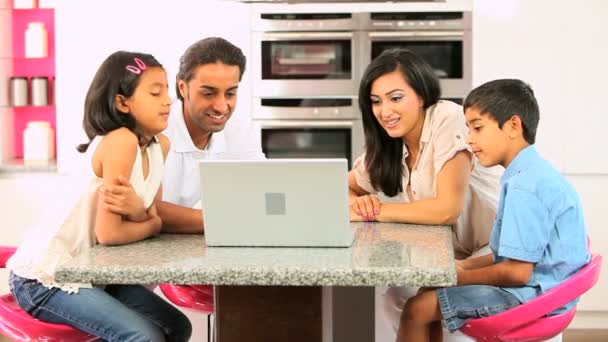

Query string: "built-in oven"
[252, 97, 364, 167]
[361, 12, 472, 99]
[252, 13, 362, 97]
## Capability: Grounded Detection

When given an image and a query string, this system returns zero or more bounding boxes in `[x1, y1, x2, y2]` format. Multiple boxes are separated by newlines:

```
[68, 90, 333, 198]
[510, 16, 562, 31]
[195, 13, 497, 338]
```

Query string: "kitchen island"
[56, 222, 456, 342]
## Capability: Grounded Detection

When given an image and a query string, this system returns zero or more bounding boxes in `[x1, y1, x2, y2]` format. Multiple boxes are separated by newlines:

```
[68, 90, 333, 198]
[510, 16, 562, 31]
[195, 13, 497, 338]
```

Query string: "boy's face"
[465, 107, 511, 168]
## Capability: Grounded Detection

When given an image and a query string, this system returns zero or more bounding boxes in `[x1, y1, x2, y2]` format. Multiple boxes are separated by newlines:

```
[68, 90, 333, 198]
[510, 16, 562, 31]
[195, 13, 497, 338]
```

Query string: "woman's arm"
[94, 129, 162, 245]
[348, 171, 381, 221]
[373, 150, 472, 225]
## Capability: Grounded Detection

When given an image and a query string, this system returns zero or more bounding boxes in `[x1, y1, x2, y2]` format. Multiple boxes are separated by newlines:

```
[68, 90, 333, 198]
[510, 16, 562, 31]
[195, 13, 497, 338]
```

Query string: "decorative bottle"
[25, 22, 48, 58]
[23, 121, 55, 165]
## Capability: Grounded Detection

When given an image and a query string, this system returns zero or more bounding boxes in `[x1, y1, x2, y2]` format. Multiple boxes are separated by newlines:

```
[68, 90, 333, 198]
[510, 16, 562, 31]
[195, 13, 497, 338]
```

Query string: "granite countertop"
[56, 222, 456, 287]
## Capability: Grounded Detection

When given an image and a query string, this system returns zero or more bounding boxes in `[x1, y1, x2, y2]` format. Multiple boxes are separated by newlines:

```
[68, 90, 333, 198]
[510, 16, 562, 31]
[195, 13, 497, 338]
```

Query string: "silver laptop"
[199, 158, 354, 247]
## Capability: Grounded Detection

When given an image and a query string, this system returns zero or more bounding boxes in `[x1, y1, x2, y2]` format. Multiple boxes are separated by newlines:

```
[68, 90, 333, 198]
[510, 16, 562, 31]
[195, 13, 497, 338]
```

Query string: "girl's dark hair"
[77, 51, 163, 153]
[175, 37, 246, 101]
[358, 48, 440, 196]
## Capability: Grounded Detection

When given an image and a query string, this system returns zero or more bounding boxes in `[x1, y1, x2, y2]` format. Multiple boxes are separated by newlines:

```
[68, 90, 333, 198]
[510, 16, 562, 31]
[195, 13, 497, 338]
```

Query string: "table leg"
[215, 285, 322, 342]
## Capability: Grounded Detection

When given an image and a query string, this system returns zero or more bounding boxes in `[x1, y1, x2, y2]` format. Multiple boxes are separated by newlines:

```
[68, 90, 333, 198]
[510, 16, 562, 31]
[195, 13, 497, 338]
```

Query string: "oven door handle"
[368, 31, 464, 38]
[262, 32, 354, 40]
[258, 120, 355, 129]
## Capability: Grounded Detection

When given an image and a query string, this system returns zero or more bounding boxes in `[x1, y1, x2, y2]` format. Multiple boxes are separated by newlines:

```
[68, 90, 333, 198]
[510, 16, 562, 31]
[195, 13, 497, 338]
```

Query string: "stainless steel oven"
[361, 12, 472, 98]
[252, 97, 364, 167]
[252, 13, 362, 97]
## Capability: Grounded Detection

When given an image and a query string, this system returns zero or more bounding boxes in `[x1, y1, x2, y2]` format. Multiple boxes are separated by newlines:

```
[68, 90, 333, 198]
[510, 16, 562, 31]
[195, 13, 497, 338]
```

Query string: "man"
[159, 37, 264, 233]
[99, 37, 263, 233]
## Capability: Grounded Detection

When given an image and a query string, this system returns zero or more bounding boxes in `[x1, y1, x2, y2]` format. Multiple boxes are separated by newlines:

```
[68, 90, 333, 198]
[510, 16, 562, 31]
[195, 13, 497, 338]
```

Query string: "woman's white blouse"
[353, 100, 503, 258]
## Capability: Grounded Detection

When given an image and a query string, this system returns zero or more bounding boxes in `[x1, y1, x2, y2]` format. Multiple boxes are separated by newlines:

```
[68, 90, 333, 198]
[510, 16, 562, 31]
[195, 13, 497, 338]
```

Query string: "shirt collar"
[419, 102, 436, 144]
[501, 145, 538, 183]
[402, 102, 436, 158]
[169, 103, 220, 153]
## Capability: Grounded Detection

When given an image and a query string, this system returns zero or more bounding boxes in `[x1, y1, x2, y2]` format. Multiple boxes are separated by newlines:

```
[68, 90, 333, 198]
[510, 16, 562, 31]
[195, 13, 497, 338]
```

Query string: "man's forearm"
[156, 200, 204, 234]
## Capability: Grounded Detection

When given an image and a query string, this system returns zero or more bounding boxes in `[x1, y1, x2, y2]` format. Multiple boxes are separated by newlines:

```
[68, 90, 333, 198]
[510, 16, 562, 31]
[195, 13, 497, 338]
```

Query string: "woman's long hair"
[358, 49, 440, 196]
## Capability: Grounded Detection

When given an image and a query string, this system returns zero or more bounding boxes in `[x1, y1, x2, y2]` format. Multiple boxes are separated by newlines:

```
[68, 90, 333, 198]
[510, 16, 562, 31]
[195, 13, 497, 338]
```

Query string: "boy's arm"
[457, 253, 494, 270]
[457, 259, 534, 287]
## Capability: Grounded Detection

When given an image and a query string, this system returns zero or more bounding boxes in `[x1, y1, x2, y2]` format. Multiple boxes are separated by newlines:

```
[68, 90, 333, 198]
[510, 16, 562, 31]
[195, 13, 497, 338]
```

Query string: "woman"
[349, 48, 502, 339]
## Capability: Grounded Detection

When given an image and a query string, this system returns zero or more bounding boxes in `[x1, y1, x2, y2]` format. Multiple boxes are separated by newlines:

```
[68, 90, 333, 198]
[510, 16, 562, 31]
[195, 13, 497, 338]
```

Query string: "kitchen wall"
[1, 0, 606, 338]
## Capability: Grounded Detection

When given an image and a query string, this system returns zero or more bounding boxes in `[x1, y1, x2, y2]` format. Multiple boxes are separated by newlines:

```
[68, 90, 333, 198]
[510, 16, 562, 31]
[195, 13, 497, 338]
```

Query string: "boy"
[397, 79, 590, 342]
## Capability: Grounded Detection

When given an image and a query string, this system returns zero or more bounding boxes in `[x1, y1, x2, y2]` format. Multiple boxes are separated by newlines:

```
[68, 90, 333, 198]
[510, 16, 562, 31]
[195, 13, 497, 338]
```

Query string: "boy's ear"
[114, 94, 130, 114]
[507, 114, 524, 139]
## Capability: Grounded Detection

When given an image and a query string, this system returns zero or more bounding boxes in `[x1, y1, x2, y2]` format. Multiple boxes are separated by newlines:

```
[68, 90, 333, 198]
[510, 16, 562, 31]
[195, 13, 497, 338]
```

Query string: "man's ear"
[114, 94, 130, 114]
[177, 79, 187, 100]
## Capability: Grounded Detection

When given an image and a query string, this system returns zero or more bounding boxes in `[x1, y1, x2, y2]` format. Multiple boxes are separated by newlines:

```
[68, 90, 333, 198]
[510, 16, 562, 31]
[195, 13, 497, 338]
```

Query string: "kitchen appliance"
[361, 11, 472, 99]
[252, 97, 364, 168]
[252, 13, 362, 97]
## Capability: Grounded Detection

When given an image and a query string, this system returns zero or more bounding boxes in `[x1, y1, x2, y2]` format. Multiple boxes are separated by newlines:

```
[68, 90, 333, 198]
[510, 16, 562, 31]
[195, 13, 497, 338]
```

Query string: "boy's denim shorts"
[436, 285, 522, 332]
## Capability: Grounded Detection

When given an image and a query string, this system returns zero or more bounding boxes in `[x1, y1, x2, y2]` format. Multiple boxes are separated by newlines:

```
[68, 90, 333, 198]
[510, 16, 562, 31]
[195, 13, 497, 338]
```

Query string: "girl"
[6, 51, 192, 341]
[348, 48, 502, 340]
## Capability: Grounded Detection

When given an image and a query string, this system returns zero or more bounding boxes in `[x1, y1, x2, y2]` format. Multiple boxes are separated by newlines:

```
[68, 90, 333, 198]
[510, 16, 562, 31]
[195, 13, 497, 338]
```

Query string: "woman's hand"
[99, 175, 147, 222]
[349, 195, 381, 222]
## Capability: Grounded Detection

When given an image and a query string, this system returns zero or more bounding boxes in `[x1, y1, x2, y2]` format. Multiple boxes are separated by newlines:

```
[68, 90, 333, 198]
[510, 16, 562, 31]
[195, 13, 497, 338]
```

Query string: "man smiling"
[159, 37, 264, 233]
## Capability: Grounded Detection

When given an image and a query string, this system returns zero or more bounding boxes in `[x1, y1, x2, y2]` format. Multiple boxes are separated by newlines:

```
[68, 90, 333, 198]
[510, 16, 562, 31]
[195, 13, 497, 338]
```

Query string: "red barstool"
[0, 246, 97, 342]
[159, 284, 215, 341]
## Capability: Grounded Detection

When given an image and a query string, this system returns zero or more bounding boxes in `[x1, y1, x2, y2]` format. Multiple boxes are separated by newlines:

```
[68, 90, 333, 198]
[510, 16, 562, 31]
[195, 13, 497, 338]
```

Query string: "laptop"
[199, 158, 354, 247]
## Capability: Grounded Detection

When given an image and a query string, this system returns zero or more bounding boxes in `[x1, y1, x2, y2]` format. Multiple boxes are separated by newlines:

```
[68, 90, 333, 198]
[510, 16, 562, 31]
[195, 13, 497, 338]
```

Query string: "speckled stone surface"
[56, 222, 456, 287]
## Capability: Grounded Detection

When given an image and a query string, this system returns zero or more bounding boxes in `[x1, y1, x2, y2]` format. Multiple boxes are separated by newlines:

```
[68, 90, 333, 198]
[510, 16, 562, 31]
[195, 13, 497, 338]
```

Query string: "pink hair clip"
[125, 57, 147, 75]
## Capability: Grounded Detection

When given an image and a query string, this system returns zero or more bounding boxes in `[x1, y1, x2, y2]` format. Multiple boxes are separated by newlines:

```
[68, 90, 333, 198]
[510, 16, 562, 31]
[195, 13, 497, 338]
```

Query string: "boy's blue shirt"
[489, 145, 590, 313]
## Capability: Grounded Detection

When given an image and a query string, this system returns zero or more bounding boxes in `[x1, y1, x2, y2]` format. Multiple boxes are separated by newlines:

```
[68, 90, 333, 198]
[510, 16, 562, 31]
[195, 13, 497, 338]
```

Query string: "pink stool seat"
[159, 284, 215, 341]
[0, 293, 97, 342]
[460, 254, 602, 342]
[159, 284, 214, 314]
[0, 246, 97, 342]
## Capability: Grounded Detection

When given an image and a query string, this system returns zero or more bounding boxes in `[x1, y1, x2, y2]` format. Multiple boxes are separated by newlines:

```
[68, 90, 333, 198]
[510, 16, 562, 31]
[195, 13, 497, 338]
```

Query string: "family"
[5, 36, 590, 342]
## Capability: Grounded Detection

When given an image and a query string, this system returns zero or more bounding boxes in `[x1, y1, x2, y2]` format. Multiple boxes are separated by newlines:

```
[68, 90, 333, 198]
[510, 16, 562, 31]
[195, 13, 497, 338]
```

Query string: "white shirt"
[353, 100, 503, 257]
[8, 135, 164, 293]
[162, 103, 265, 208]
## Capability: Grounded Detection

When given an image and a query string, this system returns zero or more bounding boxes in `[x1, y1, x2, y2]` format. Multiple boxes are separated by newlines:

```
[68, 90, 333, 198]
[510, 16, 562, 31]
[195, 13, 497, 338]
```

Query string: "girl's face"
[369, 70, 425, 140]
[123, 67, 172, 139]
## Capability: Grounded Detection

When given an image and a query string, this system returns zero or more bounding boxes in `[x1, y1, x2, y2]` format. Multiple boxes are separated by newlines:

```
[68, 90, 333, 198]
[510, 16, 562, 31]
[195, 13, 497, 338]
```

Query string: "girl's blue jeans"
[9, 272, 192, 342]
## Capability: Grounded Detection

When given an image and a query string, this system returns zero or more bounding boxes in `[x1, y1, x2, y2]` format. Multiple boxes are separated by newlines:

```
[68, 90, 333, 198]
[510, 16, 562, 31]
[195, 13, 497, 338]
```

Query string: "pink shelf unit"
[10, 7, 55, 159]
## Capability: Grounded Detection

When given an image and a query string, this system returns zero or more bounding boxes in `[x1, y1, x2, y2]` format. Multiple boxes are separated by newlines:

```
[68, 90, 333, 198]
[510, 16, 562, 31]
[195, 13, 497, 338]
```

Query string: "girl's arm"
[99, 133, 172, 221]
[372, 150, 472, 225]
[456, 258, 534, 287]
[94, 128, 162, 246]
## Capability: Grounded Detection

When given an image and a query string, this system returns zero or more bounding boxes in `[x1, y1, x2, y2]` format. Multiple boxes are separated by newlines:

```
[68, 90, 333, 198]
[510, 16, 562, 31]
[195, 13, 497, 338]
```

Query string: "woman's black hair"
[358, 48, 440, 196]
[77, 51, 163, 153]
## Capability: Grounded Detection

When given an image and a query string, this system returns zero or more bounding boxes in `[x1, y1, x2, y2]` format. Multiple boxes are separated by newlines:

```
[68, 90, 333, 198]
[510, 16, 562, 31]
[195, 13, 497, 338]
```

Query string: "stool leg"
[207, 314, 211, 342]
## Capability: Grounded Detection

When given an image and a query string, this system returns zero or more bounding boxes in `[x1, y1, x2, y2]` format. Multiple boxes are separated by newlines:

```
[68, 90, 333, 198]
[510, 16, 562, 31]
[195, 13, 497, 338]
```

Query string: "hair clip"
[125, 57, 147, 75]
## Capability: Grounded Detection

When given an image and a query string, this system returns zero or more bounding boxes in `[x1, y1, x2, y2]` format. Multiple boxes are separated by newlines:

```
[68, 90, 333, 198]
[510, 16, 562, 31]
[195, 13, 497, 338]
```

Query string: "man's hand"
[99, 175, 147, 222]
[349, 195, 381, 222]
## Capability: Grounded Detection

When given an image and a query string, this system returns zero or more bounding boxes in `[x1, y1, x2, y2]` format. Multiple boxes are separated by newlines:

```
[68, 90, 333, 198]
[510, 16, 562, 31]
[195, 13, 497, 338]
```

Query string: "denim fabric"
[437, 285, 521, 333]
[9, 272, 192, 342]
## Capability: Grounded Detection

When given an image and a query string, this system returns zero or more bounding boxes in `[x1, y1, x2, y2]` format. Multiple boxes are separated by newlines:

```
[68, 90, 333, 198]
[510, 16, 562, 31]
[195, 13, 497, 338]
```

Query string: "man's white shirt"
[162, 103, 265, 208]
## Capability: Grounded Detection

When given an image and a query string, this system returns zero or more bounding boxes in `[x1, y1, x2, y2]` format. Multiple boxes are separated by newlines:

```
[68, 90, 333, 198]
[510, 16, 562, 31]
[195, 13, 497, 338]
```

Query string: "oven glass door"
[262, 39, 352, 80]
[261, 127, 352, 167]
[371, 39, 462, 79]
